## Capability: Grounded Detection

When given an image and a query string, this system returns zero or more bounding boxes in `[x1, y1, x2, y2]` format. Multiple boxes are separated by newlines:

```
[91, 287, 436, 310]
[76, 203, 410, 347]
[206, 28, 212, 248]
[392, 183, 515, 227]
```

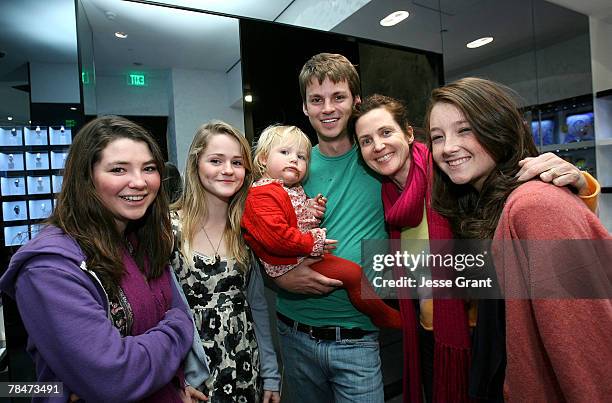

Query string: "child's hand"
[324, 238, 337, 253]
[309, 193, 328, 219]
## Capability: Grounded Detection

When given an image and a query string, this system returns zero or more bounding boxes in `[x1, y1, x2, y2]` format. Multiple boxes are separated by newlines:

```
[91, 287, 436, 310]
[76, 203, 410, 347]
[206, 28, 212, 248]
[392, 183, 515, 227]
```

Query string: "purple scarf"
[121, 249, 183, 403]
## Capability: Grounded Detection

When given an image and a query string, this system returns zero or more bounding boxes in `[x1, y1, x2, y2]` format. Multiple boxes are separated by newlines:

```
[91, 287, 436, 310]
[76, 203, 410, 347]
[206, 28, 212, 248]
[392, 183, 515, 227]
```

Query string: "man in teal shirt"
[273, 53, 387, 403]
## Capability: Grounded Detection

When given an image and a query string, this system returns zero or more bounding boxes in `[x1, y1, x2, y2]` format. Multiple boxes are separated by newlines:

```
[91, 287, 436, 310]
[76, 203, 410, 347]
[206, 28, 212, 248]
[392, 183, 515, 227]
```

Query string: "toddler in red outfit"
[242, 125, 401, 328]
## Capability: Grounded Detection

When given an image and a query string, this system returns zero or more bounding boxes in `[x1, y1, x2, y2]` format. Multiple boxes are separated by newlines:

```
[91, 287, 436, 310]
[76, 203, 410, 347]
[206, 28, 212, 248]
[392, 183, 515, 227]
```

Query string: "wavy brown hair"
[350, 94, 414, 144]
[425, 77, 539, 239]
[172, 121, 253, 270]
[49, 116, 172, 297]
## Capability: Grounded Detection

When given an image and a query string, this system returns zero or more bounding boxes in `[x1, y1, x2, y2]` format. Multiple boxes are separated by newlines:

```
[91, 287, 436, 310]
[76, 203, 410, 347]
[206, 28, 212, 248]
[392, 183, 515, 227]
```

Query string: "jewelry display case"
[0, 125, 71, 248]
[528, 95, 597, 176]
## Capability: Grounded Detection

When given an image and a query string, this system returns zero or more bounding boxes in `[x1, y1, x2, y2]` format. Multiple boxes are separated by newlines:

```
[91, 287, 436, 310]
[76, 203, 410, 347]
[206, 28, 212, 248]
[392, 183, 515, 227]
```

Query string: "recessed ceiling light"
[7, 116, 13, 121]
[70, 107, 77, 111]
[380, 11, 410, 27]
[115, 32, 128, 39]
[244, 94, 253, 103]
[466, 37, 494, 48]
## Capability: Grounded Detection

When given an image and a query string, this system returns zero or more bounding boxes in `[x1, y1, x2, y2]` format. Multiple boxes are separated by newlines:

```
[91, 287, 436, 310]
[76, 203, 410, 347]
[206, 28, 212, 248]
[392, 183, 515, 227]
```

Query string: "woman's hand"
[181, 385, 208, 403]
[262, 390, 281, 403]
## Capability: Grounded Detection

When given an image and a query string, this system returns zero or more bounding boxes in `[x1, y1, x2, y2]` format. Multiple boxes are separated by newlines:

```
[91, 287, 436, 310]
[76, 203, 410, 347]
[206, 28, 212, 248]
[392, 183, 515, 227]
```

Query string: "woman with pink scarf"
[351, 94, 599, 402]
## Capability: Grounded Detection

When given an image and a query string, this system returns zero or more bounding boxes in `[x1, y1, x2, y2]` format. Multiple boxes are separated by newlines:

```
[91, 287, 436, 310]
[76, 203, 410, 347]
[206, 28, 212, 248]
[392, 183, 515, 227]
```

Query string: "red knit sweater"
[242, 181, 316, 265]
[493, 180, 612, 402]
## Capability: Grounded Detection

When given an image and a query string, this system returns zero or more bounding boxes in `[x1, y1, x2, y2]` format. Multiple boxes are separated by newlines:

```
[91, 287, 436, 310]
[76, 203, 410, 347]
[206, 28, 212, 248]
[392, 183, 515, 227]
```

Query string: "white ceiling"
[546, 0, 612, 23]
[0, 0, 607, 86]
[0, 0, 78, 80]
[81, 0, 241, 75]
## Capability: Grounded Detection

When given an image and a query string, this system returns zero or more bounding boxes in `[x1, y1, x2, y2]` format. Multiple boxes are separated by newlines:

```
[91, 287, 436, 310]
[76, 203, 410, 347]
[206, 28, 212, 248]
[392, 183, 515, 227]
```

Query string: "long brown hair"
[425, 77, 539, 239]
[172, 121, 253, 270]
[49, 116, 172, 297]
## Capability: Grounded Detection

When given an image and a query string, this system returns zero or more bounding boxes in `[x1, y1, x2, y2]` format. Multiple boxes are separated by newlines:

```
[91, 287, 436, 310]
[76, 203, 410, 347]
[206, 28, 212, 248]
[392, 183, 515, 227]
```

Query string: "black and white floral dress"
[171, 213, 261, 402]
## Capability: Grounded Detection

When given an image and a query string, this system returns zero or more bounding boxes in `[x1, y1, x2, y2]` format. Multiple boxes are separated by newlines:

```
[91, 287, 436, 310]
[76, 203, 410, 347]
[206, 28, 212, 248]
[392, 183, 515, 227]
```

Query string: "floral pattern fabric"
[171, 213, 261, 402]
[251, 178, 326, 277]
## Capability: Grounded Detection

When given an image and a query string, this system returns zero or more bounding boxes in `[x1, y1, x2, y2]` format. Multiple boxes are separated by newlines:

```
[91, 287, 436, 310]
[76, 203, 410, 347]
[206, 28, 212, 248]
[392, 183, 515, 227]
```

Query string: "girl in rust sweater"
[426, 77, 612, 402]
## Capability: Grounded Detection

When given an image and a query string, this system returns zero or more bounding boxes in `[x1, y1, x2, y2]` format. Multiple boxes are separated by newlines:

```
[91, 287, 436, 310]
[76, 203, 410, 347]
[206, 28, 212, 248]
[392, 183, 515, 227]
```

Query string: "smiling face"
[429, 102, 496, 192]
[261, 139, 308, 187]
[302, 77, 360, 143]
[355, 107, 414, 188]
[197, 134, 246, 203]
[92, 138, 160, 233]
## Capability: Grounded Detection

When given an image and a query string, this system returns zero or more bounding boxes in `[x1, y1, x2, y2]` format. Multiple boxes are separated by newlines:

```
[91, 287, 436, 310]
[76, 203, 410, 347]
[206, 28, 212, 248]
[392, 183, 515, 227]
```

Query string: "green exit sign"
[65, 119, 77, 128]
[128, 73, 146, 87]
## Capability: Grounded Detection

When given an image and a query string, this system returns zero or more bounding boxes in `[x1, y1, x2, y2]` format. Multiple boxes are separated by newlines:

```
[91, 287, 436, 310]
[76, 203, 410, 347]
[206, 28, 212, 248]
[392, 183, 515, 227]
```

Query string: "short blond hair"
[253, 125, 312, 180]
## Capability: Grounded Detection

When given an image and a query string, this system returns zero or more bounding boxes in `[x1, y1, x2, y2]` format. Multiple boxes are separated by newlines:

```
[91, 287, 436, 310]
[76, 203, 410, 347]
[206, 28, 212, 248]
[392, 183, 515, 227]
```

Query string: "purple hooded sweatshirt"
[0, 226, 194, 402]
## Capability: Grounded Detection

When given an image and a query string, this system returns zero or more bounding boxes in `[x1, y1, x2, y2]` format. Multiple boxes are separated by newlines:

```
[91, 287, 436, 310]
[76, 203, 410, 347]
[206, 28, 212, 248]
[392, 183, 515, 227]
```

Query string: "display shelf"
[0, 124, 71, 248]
[596, 138, 612, 146]
[540, 140, 595, 153]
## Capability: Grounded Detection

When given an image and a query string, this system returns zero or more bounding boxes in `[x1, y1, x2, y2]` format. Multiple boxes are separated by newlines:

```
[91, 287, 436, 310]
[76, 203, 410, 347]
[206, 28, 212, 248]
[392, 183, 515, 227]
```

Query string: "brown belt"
[277, 312, 374, 341]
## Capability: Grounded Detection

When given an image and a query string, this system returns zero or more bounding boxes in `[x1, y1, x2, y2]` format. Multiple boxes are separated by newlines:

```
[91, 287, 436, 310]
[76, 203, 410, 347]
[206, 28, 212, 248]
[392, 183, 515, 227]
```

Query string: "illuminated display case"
[527, 95, 597, 177]
[0, 126, 70, 248]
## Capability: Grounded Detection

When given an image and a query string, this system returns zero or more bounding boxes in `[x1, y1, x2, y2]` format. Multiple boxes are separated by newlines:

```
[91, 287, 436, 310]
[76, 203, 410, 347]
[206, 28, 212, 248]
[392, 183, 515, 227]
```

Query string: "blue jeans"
[277, 318, 384, 403]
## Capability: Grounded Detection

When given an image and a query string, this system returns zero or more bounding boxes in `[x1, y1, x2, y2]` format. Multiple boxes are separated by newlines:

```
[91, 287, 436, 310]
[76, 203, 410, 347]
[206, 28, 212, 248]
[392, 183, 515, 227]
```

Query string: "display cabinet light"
[466, 37, 494, 49]
[380, 11, 410, 27]
[115, 32, 128, 39]
[244, 94, 253, 103]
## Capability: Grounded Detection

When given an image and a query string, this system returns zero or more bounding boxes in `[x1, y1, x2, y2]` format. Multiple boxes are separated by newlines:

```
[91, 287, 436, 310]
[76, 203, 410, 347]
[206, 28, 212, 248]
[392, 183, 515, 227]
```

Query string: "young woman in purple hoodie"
[0, 116, 206, 402]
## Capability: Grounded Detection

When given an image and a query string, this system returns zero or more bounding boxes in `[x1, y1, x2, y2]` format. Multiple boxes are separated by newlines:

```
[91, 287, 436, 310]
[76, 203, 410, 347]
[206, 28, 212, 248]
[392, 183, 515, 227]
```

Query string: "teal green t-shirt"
[276, 144, 388, 330]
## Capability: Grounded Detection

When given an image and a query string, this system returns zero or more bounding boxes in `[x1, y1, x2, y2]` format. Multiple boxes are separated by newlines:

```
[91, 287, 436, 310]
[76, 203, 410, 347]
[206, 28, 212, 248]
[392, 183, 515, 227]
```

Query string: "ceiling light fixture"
[70, 107, 77, 111]
[380, 11, 410, 27]
[115, 32, 128, 39]
[7, 116, 13, 121]
[466, 37, 494, 49]
[244, 94, 253, 103]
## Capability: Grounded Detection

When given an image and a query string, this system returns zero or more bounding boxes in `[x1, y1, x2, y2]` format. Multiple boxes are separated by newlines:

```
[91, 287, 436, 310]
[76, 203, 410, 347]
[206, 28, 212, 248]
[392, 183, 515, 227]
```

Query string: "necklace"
[202, 227, 223, 266]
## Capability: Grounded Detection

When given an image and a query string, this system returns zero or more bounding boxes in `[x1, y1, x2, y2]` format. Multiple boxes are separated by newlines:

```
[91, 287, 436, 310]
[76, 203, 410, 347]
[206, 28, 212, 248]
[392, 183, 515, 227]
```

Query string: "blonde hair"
[172, 120, 253, 270]
[252, 124, 312, 180]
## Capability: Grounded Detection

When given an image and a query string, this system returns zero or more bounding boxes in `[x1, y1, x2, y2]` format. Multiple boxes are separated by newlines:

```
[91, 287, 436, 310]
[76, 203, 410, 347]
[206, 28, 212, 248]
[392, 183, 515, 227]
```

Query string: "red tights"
[312, 255, 401, 329]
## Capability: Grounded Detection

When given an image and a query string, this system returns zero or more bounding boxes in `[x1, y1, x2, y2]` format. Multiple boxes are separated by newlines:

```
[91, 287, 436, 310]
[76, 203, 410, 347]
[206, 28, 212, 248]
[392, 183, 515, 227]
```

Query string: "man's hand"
[516, 152, 588, 194]
[273, 257, 342, 295]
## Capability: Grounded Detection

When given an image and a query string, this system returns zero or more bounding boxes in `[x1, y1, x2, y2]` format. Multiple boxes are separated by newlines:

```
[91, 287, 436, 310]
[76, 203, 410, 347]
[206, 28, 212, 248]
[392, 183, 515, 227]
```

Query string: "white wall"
[169, 68, 244, 173]
[95, 73, 170, 116]
[590, 17, 612, 230]
[448, 34, 592, 106]
[29, 62, 80, 104]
